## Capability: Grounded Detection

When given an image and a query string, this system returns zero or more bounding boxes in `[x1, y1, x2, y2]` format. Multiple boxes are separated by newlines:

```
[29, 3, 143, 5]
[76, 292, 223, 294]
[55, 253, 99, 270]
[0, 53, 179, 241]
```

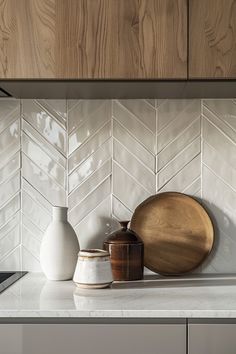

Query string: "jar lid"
[79, 249, 110, 257]
[104, 221, 143, 245]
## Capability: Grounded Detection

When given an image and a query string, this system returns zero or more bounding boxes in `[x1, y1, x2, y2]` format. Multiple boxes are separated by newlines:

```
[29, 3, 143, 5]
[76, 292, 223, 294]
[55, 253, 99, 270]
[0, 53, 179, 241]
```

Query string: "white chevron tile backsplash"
[0, 98, 235, 273]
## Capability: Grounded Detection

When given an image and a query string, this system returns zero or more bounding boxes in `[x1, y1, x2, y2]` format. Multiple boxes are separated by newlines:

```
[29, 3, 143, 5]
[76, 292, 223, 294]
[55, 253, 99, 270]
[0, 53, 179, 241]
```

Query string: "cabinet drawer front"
[189, 323, 236, 354]
[189, 0, 236, 79]
[0, 0, 187, 79]
[0, 323, 186, 354]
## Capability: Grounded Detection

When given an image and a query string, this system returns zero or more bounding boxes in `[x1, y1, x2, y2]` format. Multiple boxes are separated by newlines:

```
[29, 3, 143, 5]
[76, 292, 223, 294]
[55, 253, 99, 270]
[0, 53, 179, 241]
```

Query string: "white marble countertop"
[1, 273, 236, 318]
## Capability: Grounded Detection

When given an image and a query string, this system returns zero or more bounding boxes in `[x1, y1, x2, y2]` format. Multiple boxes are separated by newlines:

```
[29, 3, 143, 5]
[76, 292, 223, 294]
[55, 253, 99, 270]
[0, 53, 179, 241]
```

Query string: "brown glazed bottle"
[103, 221, 144, 281]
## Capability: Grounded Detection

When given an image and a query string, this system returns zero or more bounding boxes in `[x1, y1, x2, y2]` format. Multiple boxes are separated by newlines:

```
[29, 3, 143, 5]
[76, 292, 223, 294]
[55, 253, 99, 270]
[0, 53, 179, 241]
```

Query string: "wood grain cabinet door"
[189, 322, 236, 354]
[0, 323, 186, 354]
[189, 0, 236, 79]
[0, 0, 187, 79]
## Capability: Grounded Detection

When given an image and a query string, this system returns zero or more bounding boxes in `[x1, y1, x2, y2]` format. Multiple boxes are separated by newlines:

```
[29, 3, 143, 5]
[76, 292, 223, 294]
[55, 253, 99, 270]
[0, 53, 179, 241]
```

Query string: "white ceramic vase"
[40, 206, 80, 281]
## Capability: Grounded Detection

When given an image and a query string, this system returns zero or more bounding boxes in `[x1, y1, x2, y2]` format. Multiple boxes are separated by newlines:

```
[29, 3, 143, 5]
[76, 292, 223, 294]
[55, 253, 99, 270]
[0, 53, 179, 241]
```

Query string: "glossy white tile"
[118, 99, 156, 131]
[22, 100, 67, 155]
[68, 100, 111, 155]
[113, 162, 150, 212]
[0, 98, 235, 273]
[113, 101, 156, 154]
[69, 177, 111, 227]
[113, 119, 155, 171]
[69, 139, 112, 193]
[113, 139, 156, 193]
[22, 154, 66, 206]
[68, 121, 111, 173]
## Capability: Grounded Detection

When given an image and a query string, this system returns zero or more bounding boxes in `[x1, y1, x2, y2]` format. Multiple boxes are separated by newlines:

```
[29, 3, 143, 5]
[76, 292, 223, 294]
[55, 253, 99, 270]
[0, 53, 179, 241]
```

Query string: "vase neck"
[53, 207, 68, 222]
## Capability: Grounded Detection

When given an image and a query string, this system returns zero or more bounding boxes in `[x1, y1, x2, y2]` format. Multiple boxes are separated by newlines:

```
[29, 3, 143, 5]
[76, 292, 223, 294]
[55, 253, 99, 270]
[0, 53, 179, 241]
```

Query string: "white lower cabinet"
[189, 322, 236, 354]
[0, 323, 186, 354]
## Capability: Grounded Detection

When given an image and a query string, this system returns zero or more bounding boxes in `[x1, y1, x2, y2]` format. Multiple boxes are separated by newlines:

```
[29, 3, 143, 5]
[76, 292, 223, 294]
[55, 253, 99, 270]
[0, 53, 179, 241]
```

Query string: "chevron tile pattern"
[0, 99, 21, 270]
[68, 100, 113, 249]
[202, 100, 236, 273]
[21, 100, 67, 270]
[0, 98, 236, 273]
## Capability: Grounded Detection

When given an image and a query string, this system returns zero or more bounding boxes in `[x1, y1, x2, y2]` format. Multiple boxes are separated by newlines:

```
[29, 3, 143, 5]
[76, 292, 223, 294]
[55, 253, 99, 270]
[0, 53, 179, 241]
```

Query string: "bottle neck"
[52, 207, 68, 222]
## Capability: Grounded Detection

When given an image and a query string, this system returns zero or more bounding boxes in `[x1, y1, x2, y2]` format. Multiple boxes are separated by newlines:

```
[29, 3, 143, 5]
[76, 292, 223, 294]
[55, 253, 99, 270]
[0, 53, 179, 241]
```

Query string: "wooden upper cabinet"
[0, 0, 187, 79]
[189, 0, 236, 79]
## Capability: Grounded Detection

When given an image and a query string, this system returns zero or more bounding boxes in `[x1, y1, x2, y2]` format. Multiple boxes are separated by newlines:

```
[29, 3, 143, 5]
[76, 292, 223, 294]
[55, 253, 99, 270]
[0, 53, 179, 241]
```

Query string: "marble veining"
[1, 273, 236, 318]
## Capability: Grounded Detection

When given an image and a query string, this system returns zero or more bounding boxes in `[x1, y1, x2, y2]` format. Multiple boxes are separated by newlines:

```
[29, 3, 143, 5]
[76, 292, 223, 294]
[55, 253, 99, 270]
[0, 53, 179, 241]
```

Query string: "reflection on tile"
[22, 133, 66, 188]
[22, 154, 66, 206]
[0, 98, 235, 273]
[0, 99, 20, 134]
[68, 121, 111, 173]
[69, 139, 112, 193]
[0, 152, 20, 184]
[68, 159, 111, 209]
[69, 101, 111, 155]
[0, 120, 20, 162]
[22, 119, 66, 169]
[68, 100, 109, 133]
[36, 99, 67, 128]
[22, 100, 67, 155]
[69, 177, 111, 227]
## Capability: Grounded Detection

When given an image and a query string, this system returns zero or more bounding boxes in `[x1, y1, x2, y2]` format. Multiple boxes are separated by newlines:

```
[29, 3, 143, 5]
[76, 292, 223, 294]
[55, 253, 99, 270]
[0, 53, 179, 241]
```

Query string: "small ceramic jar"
[103, 221, 144, 281]
[73, 249, 113, 289]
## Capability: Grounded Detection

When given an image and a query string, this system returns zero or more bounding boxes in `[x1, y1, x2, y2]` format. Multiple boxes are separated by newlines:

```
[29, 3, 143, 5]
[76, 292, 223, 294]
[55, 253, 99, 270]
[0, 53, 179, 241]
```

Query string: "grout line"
[20, 99, 23, 270]
[115, 100, 156, 135]
[111, 100, 114, 219]
[159, 152, 201, 191]
[113, 136, 155, 174]
[66, 99, 69, 208]
[155, 99, 158, 192]
[112, 116, 155, 156]
[69, 174, 112, 212]
[202, 163, 236, 194]
[201, 99, 203, 199]
[157, 135, 201, 174]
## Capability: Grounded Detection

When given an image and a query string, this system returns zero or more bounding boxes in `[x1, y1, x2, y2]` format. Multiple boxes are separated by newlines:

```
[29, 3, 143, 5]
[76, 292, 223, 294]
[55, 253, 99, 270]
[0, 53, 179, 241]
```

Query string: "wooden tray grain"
[130, 192, 214, 275]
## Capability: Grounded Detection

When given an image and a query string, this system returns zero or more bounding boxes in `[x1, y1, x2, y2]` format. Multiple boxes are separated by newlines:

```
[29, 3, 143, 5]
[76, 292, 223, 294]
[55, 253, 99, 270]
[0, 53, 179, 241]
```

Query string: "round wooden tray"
[130, 192, 214, 275]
